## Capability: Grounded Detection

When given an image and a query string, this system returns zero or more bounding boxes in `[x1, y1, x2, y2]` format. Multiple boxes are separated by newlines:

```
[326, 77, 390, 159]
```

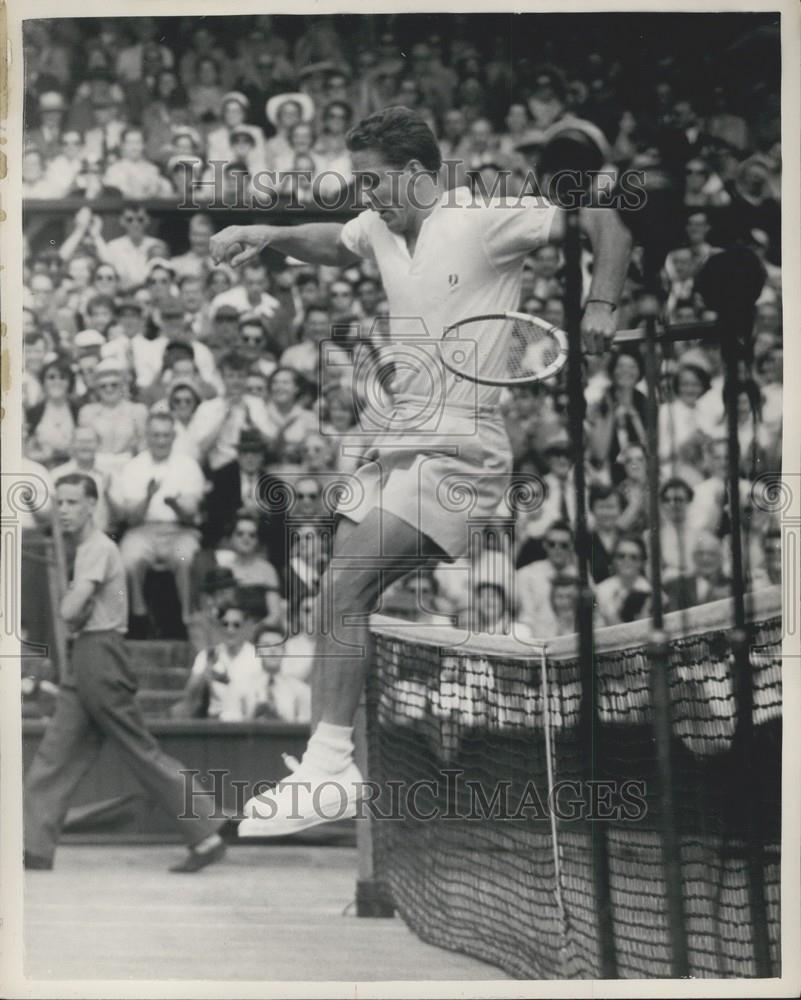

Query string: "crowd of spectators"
[21, 14, 783, 715]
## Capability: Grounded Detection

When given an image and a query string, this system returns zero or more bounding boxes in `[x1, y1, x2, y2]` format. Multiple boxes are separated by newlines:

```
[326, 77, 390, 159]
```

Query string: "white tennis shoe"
[238, 755, 364, 838]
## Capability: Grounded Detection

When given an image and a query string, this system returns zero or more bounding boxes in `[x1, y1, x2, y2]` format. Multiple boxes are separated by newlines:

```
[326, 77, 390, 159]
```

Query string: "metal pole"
[564, 207, 617, 978]
[720, 315, 772, 977]
[641, 300, 690, 977]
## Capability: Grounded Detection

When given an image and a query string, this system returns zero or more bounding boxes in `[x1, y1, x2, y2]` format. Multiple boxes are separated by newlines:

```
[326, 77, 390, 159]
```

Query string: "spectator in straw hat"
[78, 357, 148, 470]
[166, 153, 205, 200]
[264, 92, 315, 169]
[207, 91, 267, 172]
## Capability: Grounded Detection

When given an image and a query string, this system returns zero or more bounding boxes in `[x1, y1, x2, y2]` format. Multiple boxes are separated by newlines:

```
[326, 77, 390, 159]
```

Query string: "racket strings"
[441, 313, 564, 386]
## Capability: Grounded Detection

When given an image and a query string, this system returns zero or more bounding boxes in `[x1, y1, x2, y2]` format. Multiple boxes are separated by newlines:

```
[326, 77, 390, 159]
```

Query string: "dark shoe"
[24, 851, 53, 870]
[169, 840, 226, 873]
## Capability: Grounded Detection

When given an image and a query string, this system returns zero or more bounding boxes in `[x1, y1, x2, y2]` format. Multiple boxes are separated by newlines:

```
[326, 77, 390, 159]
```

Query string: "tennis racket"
[438, 311, 568, 387]
[437, 312, 717, 387]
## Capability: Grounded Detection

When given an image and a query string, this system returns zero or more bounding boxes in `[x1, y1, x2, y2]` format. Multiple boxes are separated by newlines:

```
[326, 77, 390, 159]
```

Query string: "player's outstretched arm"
[209, 222, 360, 269]
[549, 206, 633, 353]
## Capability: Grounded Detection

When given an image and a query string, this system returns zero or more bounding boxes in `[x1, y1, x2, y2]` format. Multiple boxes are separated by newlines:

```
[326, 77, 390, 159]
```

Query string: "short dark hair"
[86, 294, 116, 315]
[324, 100, 353, 122]
[56, 472, 98, 500]
[546, 519, 574, 540]
[346, 106, 442, 172]
[675, 362, 711, 394]
[608, 348, 644, 381]
[41, 357, 75, 392]
[218, 350, 250, 373]
[660, 477, 694, 501]
[614, 533, 647, 562]
[589, 483, 622, 509]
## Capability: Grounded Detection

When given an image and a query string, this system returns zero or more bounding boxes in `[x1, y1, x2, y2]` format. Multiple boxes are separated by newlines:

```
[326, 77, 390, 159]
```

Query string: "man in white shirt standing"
[109, 412, 205, 636]
[97, 205, 159, 291]
[210, 105, 631, 837]
[102, 128, 173, 200]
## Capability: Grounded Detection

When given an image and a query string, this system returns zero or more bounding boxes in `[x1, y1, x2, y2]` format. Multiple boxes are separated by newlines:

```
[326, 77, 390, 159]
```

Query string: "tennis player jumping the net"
[209, 106, 632, 836]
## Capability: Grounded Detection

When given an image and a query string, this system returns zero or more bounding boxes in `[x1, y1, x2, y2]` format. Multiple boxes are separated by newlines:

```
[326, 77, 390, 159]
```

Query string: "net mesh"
[365, 587, 782, 979]
[441, 314, 563, 385]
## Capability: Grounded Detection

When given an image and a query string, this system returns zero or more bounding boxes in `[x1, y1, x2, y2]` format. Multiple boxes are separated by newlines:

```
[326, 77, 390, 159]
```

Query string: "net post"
[642, 304, 691, 977]
[354, 689, 394, 918]
[718, 284, 772, 977]
[563, 205, 618, 978]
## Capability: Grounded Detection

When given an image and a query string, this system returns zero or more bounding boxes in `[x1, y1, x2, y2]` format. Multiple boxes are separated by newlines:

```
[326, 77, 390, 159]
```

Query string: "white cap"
[74, 329, 106, 350]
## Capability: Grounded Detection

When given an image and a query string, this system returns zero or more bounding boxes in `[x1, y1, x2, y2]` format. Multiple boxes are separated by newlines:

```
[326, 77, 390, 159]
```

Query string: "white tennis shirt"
[340, 186, 558, 411]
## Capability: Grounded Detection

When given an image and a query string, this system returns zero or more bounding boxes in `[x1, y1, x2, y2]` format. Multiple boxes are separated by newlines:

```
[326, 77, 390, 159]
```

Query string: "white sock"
[194, 833, 222, 854]
[303, 721, 354, 773]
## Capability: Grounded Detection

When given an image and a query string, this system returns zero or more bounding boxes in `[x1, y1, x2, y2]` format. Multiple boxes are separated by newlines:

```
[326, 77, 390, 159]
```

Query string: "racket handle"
[612, 320, 718, 345]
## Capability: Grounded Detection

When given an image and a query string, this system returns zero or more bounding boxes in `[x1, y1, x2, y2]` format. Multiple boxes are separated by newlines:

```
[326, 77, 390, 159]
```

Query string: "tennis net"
[365, 586, 782, 979]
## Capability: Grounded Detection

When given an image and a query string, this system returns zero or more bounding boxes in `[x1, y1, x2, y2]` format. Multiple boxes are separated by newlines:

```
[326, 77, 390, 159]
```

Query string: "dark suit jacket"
[203, 461, 244, 548]
[665, 574, 733, 612]
[589, 531, 617, 584]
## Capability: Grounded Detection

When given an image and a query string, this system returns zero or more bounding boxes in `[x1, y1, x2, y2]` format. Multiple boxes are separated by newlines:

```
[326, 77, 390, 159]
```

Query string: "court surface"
[24, 844, 509, 982]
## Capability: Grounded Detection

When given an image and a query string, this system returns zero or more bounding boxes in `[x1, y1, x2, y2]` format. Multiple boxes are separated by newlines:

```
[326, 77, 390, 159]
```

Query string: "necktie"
[263, 676, 279, 718]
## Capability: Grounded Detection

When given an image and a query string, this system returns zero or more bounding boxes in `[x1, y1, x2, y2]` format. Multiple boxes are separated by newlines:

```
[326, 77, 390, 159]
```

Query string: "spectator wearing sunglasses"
[594, 535, 651, 626]
[654, 477, 697, 582]
[237, 314, 278, 379]
[98, 205, 160, 291]
[214, 511, 282, 623]
[25, 358, 81, 469]
[516, 520, 577, 636]
[165, 377, 202, 459]
[515, 434, 577, 567]
[179, 593, 264, 721]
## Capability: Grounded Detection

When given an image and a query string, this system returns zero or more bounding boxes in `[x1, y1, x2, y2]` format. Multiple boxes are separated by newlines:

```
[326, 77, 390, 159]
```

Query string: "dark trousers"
[24, 630, 222, 861]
